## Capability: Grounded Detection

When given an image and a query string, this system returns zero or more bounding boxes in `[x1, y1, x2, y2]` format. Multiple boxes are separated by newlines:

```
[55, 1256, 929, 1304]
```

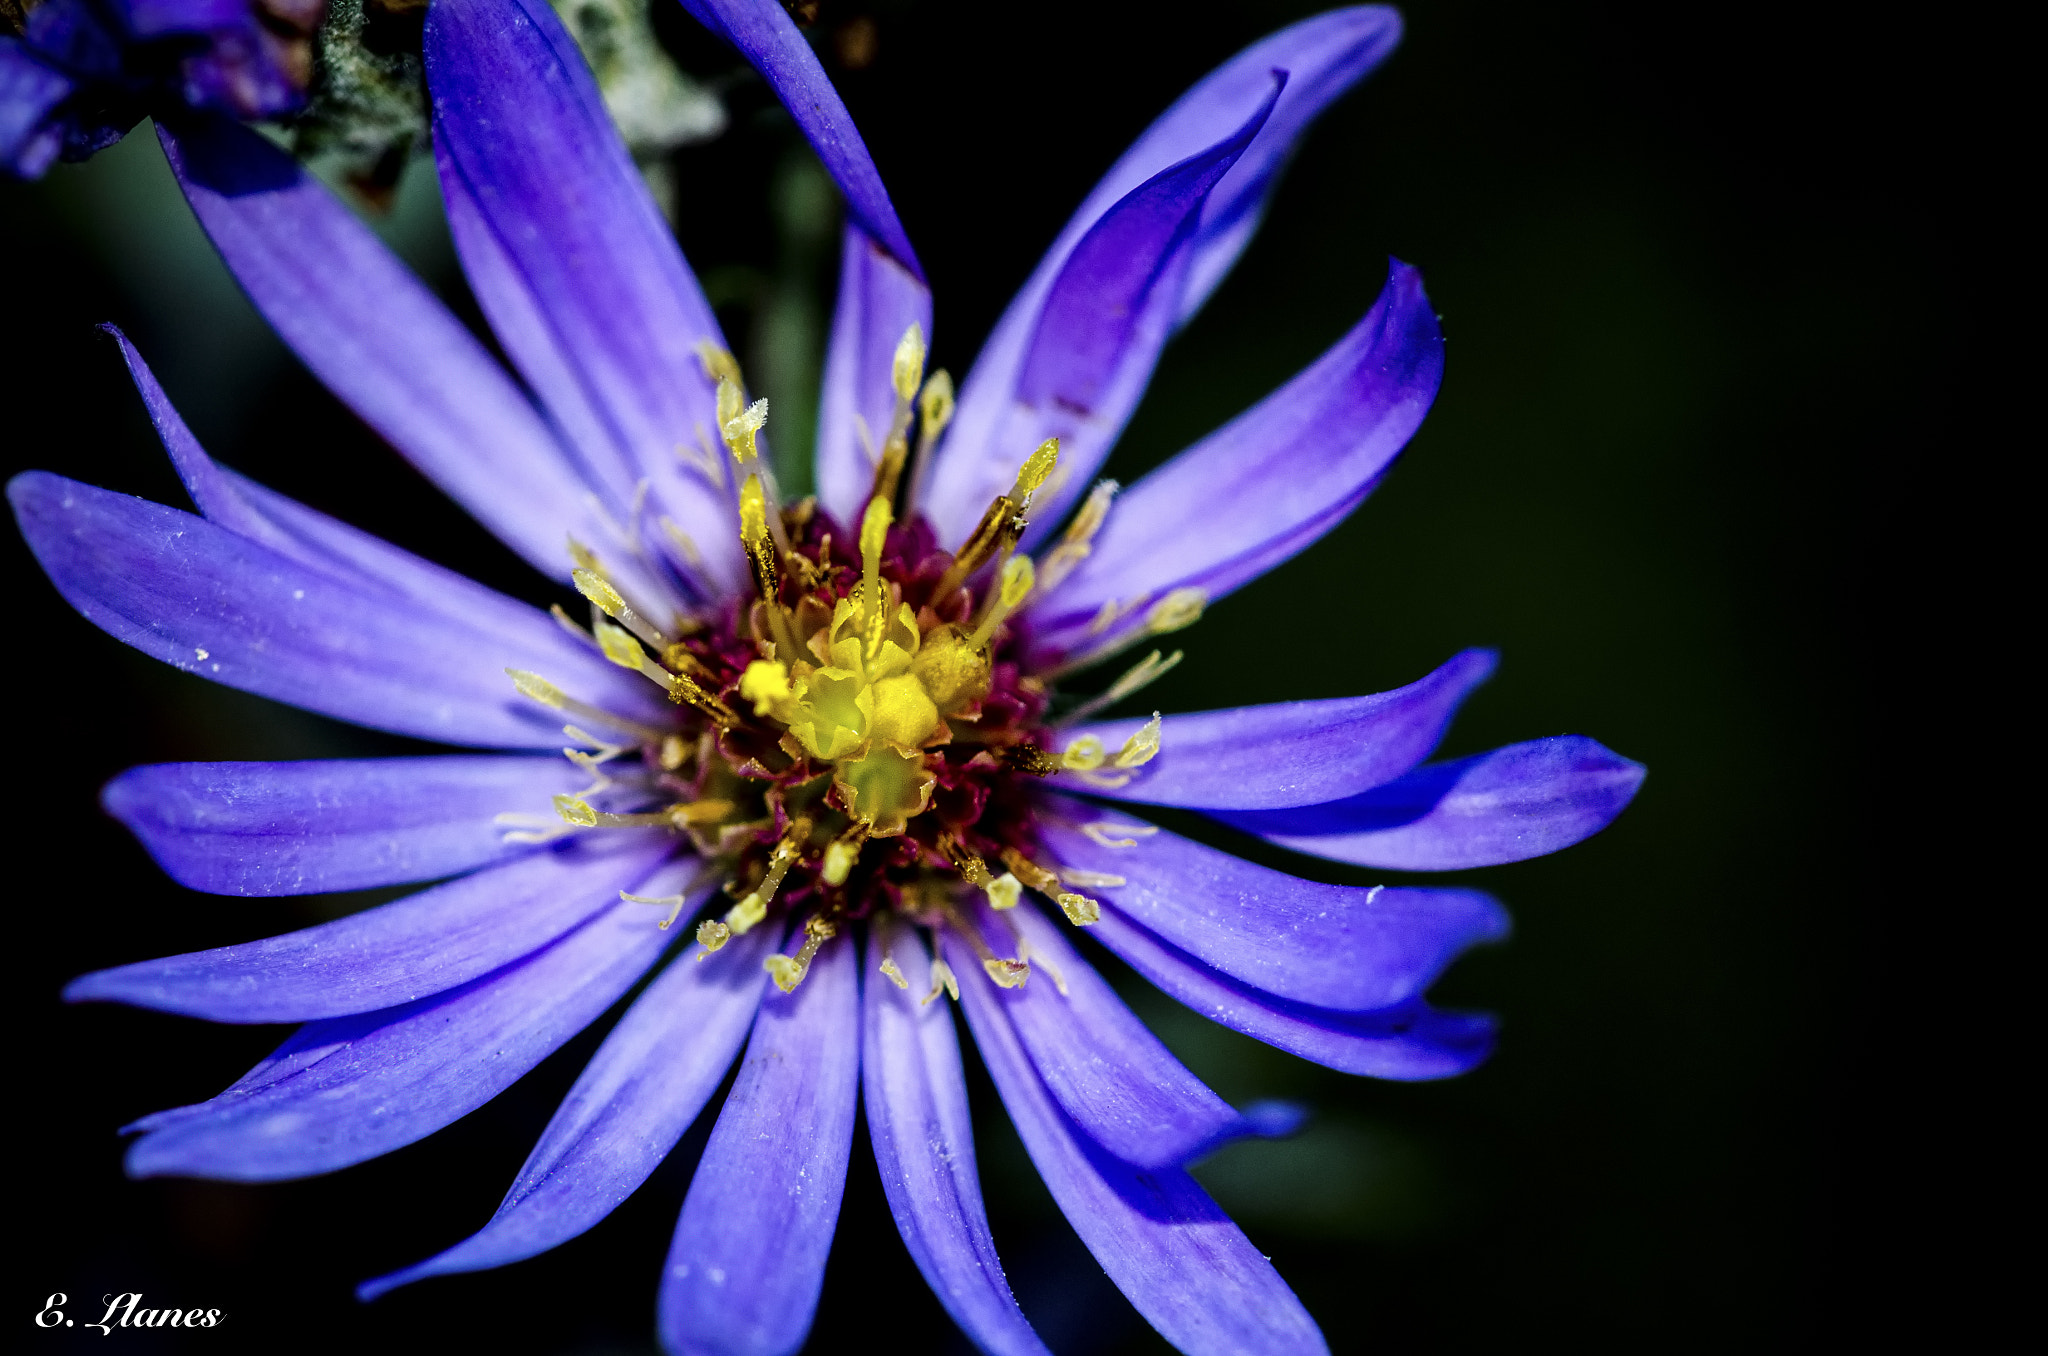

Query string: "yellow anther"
[1147, 588, 1207, 635]
[695, 340, 743, 390]
[739, 659, 793, 716]
[1009, 437, 1060, 510]
[573, 567, 627, 618]
[722, 393, 769, 463]
[765, 914, 838, 993]
[764, 954, 805, 990]
[880, 956, 909, 989]
[892, 323, 926, 403]
[696, 918, 732, 954]
[983, 957, 1031, 988]
[659, 734, 689, 770]
[918, 369, 954, 440]
[668, 799, 735, 827]
[1112, 712, 1163, 768]
[985, 872, 1022, 910]
[739, 476, 770, 546]
[921, 958, 960, 1006]
[593, 617, 644, 670]
[1060, 735, 1106, 771]
[821, 841, 858, 886]
[1056, 892, 1102, 926]
[552, 794, 599, 827]
[510, 670, 566, 707]
[725, 892, 768, 935]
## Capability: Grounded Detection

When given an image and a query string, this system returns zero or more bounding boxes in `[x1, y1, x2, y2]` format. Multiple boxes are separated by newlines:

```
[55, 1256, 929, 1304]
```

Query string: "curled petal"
[156, 117, 645, 596]
[932, 6, 1403, 544]
[123, 876, 687, 1181]
[1037, 794, 1508, 1012]
[8, 473, 667, 748]
[1088, 906, 1497, 1080]
[360, 924, 773, 1299]
[659, 931, 859, 1356]
[1221, 735, 1647, 870]
[1065, 649, 1495, 811]
[99, 756, 588, 896]
[863, 928, 1048, 1356]
[67, 833, 672, 1023]
[1028, 261, 1442, 650]
[426, 0, 743, 598]
[815, 225, 933, 524]
[949, 934, 1327, 1356]
[673, 0, 921, 278]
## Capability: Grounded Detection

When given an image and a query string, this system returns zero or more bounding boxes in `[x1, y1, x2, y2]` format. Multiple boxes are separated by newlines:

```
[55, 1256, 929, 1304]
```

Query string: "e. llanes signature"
[36, 1293, 224, 1335]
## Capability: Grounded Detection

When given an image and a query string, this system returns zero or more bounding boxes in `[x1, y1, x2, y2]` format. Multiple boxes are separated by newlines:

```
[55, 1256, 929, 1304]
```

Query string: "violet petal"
[1036, 794, 1509, 1012]
[1062, 648, 1496, 811]
[67, 832, 672, 1022]
[949, 935, 1327, 1356]
[99, 755, 588, 896]
[1221, 735, 1647, 870]
[862, 927, 1049, 1356]
[815, 224, 933, 525]
[1088, 906, 1498, 1079]
[1027, 261, 1442, 651]
[8, 472, 666, 748]
[673, 0, 920, 278]
[358, 923, 774, 1299]
[658, 931, 860, 1356]
[123, 874, 688, 1181]
[426, 0, 743, 599]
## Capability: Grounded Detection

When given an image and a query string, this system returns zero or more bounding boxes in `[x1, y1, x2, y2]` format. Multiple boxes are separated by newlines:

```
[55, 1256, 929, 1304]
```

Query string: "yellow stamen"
[985, 872, 1022, 910]
[921, 957, 960, 1006]
[573, 568, 667, 648]
[1009, 436, 1060, 511]
[1036, 479, 1117, 593]
[968, 554, 1034, 649]
[1055, 892, 1102, 925]
[998, 847, 1062, 896]
[939, 834, 993, 888]
[918, 369, 954, 444]
[859, 495, 893, 632]
[696, 918, 732, 955]
[695, 339, 743, 390]
[892, 323, 926, 403]
[507, 669, 667, 742]
[668, 799, 735, 827]
[821, 818, 872, 886]
[765, 913, 838, 992]
[1111, 712, 1163, 768]
[725, 816, 812, 935]
[739, 659, 793, 717]
[719, 382, 769, 466]
[1059, 735, 1106, 771]
[725, 891, 768, 935]
[551, 794, 672, 829]
[1058, 648, 1183, 726]
[1146, 588, 1207, 635]
[880, 956, 909, 989]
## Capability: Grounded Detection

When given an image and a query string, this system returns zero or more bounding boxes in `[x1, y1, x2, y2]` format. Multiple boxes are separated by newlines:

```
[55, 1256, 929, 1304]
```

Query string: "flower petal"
[1062, 648, 1496, 811]
[673, 0, 920, 278]
[1087, 905, 1497, 1079]
[1036, 794, 1509, 1012]
[156, 116, 635, 592]
[9, 472, 667, 749]
[978, 898, 1250, 1170]
[123, 872, 687, 1181]
[931, 6, 1402, 545]
[815, 225, 933, 525]
[67, 832, 672, 1023]
[948, 935, 1327, 1356]
[98, 756, 585, 896]
[923, 82, 1280, 546]
[1221, 735, 1647, 870]
[358, 922, 773, 1299]
[659, 931, 860, 1356]
[1027, 261, 1443, 651]
[862, 926, 1048, 1356]
[426, 0, 743, 599]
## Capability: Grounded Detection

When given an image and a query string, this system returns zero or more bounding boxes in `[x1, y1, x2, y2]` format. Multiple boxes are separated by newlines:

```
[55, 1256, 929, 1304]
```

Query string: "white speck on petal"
[293, 589, 305, 600]
[195, 648, 209, 660]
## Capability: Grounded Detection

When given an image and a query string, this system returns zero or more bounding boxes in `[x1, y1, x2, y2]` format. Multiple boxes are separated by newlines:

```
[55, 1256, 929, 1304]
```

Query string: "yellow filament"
[998, 847, 1062, 896]
[765, 914, 838, 992]
[739, 475, 770, 547]
[507, 670, 667, 742]
[695, 340, 743, 390]
[619, 889, 692, 930]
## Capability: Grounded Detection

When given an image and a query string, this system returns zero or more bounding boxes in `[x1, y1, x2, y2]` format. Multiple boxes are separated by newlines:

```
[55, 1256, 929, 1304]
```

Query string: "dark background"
[4, 0, 1988, 1350]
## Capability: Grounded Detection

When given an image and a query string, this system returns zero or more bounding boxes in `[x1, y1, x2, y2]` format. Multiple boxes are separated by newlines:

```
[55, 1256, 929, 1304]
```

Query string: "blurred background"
[4, 0, 1979, 1350]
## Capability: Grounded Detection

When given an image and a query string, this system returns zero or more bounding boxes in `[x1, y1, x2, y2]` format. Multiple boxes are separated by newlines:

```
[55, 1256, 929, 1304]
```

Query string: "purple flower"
[12, 2, 1644, 1352]
[0, 0, 322, 177]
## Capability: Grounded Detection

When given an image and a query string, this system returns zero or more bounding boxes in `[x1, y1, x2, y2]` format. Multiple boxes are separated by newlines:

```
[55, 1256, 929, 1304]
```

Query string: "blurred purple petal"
[863, 927, 1048, 1356]
[67, 832, 672, 1022]
[981, 898, 1246, 1170]
[8, 473, 665, 748]
[932, 7, 1401, 544]
[1063, 648, 1496, 811]
[124, 873, 688, 1181]
[1037, 794, 1508, 1011]
[1, 43, 75, 179]
[815, 225, 932, 524]
[949, 935, 1327, 1356]
[1088, 906, 1498, 1080]
[360, 923, 774, 1299]
[659, 931, 859, 1356]
[923, 82, 1279, 547]
[672, 0, 920, 278]
[426, 0, 743, 599]
[98, 756, 588, 896]
[155, 116, 645, 595]
[1223, 735, 1647, 870]
[1029, 261, 1442, 651]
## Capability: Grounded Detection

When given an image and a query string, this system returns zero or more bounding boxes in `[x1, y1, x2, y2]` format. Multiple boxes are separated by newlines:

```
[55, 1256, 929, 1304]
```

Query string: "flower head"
[12, 2, 1643, 1352]
[1, 0, 322, 177]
